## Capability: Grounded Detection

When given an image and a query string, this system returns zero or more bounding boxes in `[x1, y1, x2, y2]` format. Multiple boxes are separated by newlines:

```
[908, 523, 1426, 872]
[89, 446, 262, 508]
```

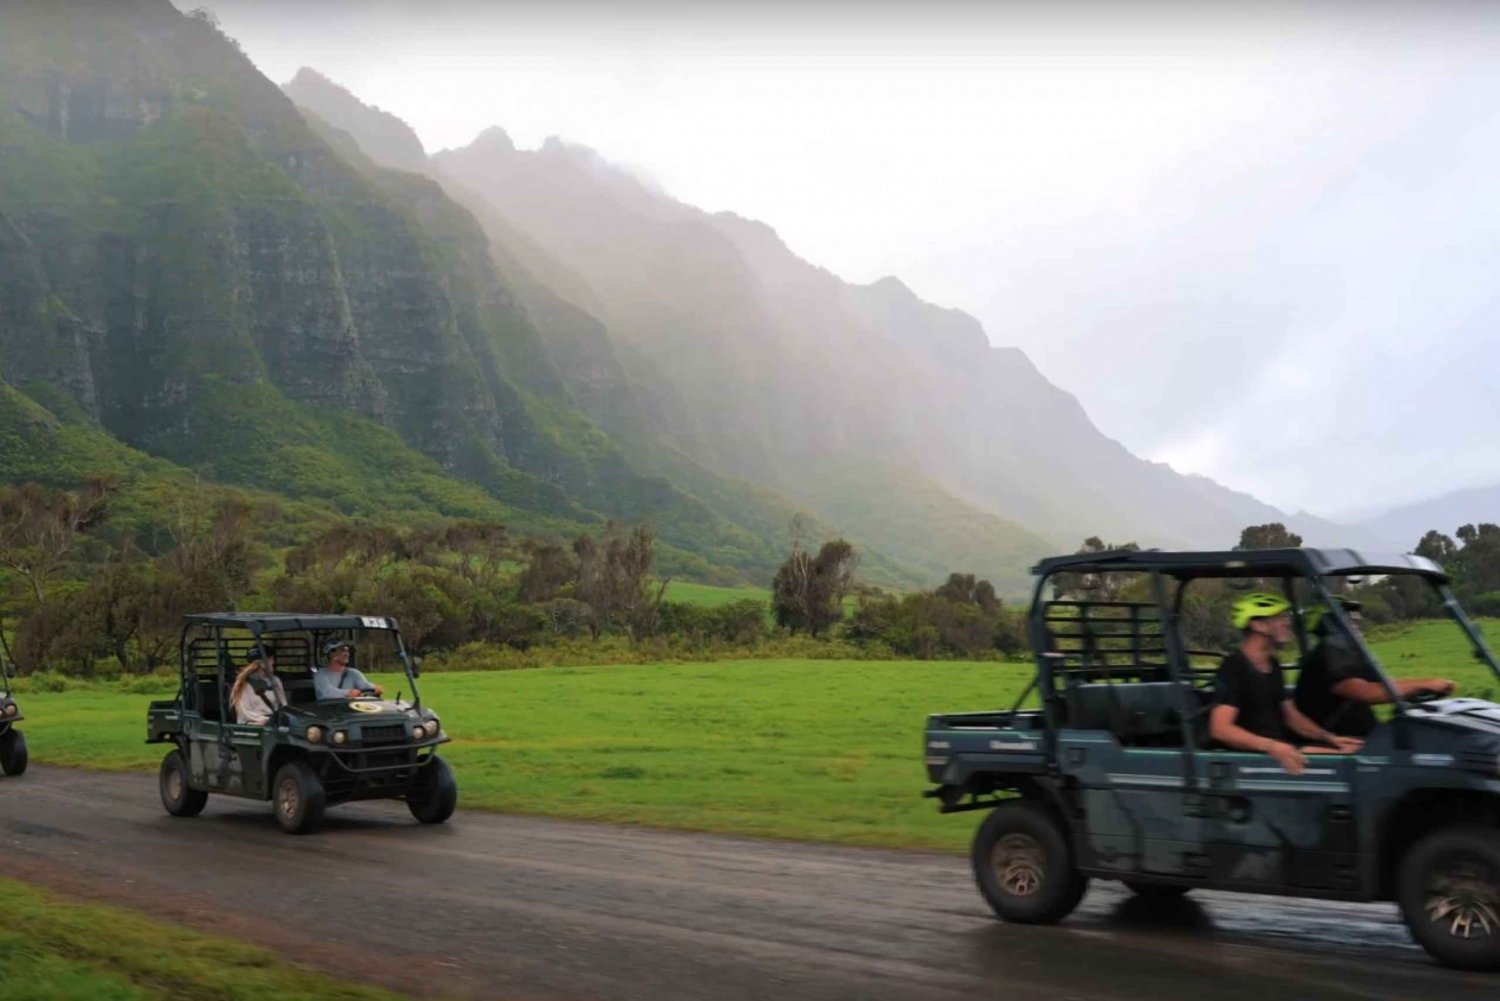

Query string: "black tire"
[407, 754, 457, 825]
[1398, 826, 1500, 971]
[0, 728, 26, 777]
[159, 749, 207, 817]
[971, 800, 1088, 924]
[1124, 881, 1191, 899]
[272, 760, 326, 835]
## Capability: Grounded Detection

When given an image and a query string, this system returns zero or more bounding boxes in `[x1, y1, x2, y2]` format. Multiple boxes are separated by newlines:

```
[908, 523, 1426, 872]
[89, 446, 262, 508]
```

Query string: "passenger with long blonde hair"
[230, 645, 286, 725]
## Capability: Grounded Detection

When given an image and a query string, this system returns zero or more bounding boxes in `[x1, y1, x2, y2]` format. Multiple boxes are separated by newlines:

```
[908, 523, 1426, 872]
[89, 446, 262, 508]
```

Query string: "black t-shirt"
[1294, 633, 1378, 737]
[1213, 650, 1291, 743]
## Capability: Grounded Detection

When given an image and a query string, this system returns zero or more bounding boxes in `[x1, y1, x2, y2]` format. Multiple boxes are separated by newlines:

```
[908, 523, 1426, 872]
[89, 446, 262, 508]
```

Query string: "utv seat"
[195, 678, 223, 721]
[1066, 681, 1210, 746]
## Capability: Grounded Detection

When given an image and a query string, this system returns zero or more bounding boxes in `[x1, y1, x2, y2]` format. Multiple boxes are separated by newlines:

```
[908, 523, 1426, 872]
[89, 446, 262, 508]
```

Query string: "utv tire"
[1398, 826, 1500, 971]
[972, 800, 1088, 924]
[1124, 881, 1191, 899]
[0, 728, 27, 777]
[407, 754, 457, 825]
[272, 760, 326, 835]
[159, 749, 207, 817]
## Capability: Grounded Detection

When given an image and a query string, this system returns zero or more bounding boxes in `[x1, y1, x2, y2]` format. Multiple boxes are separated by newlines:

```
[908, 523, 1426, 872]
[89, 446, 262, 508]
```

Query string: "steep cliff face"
[435, 131, 1318, 551]
[0, 0, 843, 584]
[282, 67, 428, 174]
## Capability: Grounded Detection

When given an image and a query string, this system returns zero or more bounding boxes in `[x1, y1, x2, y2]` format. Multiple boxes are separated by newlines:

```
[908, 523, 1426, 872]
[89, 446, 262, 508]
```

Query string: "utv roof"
[184, 613, 400, 633]
[1033, 547, 1446, 582]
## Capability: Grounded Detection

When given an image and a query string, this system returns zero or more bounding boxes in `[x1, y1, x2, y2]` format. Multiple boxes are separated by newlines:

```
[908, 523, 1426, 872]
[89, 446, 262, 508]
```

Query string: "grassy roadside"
[13, 659, 1024, 851]
[0, 878, 410, 1001]
[8, 619, 1496, 854]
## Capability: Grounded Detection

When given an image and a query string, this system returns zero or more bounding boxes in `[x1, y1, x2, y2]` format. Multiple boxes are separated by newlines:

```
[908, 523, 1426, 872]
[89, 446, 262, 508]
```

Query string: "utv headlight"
[305, 726, 325, 744]
[3, 704, 15, 716]
[332, 730, 348, 745]
[410, 723, 426, 740]
[427, 716, 439, 734]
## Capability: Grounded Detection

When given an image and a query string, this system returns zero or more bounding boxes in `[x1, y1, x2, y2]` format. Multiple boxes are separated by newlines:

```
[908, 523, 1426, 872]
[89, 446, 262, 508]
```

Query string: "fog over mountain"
[182, 0, 1500, 518]
[1356, 484, 1500, 551]
[288, 66, 1348, 558]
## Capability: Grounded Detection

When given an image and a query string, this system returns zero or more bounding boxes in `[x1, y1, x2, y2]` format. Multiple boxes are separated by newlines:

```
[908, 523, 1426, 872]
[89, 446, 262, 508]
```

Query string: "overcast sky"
[190, 0, 1500, 520]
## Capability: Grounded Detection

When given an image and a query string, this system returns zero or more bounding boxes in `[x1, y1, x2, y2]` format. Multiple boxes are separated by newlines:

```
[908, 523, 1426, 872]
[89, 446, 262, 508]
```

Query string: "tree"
[0, 478, 116, 606]
[1415, 530, 1458, 565]
[573, 524, 665, 639]
[772, 538, 856, 636]
[517, 541, 575, 604]
[935, 573, 1000, 615]
[1235, 523, 1302, 551]
[1054, 537, 1139, 601]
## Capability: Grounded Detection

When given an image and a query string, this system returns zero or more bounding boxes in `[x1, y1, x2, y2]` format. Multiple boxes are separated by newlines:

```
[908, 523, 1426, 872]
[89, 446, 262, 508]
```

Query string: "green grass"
[662, 580, 770, 607]
[0, 878, 409, 1001]
[14, 619, 1499, 854]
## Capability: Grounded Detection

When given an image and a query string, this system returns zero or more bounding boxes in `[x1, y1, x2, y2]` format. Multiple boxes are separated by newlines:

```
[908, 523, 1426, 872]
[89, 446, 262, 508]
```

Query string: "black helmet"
[246, 643, 276, 662]
[322, 639, 354, 657]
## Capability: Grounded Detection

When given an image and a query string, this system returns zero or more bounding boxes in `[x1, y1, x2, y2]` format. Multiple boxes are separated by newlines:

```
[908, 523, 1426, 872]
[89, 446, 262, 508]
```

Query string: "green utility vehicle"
[148, 613, 455, 834]
[0, 650, 26, 777]
[924, 549, 1500, 970]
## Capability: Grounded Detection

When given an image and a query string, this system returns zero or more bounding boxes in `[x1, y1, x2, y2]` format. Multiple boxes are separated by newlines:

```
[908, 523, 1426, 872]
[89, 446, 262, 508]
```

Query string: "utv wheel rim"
[994, 833, 1045, 897]
[165, 767, 183, 803]
[1425, 857, 1500, 940]
[278, 778, 300, 821]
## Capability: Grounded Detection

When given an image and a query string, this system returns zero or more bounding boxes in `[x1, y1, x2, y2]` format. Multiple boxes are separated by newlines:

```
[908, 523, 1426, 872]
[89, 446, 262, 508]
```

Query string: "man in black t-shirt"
[1294, 599, 1454, 737]
[1209, 592, 1362, 775]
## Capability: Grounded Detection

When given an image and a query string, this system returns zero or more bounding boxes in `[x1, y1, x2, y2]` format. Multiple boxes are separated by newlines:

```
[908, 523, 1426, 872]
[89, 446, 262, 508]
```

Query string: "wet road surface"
[0, 767, 1493, 1000]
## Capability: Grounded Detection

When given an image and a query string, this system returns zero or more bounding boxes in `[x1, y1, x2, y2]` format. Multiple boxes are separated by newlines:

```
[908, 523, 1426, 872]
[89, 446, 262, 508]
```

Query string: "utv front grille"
[360, 723, 407, 745]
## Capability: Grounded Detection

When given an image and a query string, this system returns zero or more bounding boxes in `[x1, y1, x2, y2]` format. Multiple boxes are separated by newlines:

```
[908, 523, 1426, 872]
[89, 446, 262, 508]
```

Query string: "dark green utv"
[0, 650, 26, 777]
[924, 548, 1500, 970]
[148, 613, 455, 834]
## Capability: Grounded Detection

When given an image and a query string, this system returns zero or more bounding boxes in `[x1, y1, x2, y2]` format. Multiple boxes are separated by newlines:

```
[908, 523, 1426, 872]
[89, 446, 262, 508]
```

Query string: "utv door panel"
[1069, 744, 1201, 877]
[1197, 752, 1359, 891]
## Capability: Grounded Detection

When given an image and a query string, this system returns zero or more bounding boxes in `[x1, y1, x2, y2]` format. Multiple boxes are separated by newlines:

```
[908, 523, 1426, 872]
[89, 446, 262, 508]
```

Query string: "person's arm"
[1282, 700, 1345, 745]
[1331, 677, 1454, 703]
[347, 668, 383, 696]
[1209, 704, 1308, 774]
[313, 670, 343, 700]
[234, 687, 269, 726]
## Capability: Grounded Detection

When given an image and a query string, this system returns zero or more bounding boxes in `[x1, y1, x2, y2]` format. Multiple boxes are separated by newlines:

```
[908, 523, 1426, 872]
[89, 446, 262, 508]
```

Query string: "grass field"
[661, 581, 769, 607]
[10, 619, 1498, 853]
[0, 878, 408, 1000]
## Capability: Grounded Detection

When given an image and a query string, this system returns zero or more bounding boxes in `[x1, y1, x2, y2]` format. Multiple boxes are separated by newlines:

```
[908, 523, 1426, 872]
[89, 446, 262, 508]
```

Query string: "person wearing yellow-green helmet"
[1208, 592, 1363, 775]
[1293, 596, 1454, 738]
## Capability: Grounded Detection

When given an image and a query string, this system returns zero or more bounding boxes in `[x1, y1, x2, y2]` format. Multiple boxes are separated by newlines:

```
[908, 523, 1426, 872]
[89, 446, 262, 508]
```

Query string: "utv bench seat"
[1065, 681, 1212, 746]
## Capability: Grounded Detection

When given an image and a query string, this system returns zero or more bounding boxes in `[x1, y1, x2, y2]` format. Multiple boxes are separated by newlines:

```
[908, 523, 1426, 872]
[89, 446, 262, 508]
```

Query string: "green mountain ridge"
[0, 0, 909, 587]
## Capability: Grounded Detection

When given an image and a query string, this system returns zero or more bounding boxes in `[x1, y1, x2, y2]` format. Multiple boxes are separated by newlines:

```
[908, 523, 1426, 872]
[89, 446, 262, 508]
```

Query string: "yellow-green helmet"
[1231, 592, 1292, 630]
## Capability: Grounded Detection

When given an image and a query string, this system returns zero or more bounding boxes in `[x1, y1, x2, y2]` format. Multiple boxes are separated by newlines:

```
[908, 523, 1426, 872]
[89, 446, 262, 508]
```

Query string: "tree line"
[0, 479, 1032, 676]
[2, 476, 1491, 678]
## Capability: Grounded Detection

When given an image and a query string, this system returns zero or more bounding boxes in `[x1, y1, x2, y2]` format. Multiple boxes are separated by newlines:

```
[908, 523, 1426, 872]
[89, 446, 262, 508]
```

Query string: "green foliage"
[773, 538, 856, 636]
[1235, 523, 1304, 550]
[848, 573, 1026, 659]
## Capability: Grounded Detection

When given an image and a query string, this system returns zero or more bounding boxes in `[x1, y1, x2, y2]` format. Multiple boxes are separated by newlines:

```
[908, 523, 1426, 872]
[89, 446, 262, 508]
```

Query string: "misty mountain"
[0, 0, 902, 586]
[282, 67, 427, 173]
[1355, 484, 1500, 550]
[430, 128, 1337, 552]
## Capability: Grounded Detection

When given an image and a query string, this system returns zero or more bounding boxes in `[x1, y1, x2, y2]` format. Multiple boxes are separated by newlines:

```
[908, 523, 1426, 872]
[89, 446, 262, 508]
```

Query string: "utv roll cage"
[1007, 547, 1500, 760]
[177, 612, 425, 722]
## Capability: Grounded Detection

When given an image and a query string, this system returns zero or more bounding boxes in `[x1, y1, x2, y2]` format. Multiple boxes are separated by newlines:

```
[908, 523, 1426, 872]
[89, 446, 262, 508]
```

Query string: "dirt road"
[0, 767, 1491, 1000]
